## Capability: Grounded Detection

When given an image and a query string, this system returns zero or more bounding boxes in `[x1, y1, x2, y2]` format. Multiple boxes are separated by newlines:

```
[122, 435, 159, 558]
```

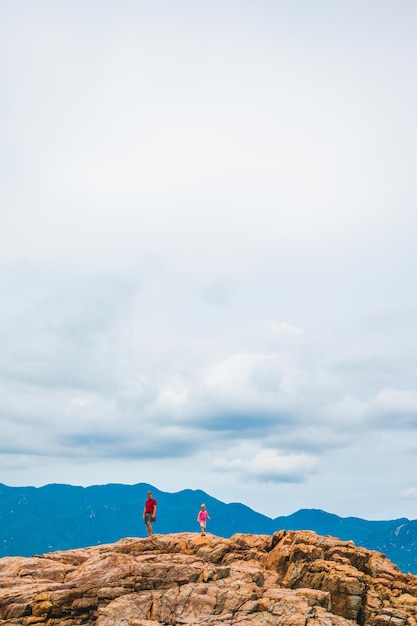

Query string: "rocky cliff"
[1, 530, 417, 626]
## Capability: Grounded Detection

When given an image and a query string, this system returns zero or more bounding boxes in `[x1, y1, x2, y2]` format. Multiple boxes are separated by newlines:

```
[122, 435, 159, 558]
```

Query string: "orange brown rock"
[1, 530, 417, 625]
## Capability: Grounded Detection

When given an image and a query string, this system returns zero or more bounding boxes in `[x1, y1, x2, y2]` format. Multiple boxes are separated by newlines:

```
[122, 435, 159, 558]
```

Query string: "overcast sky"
[1, 0, 417, 521]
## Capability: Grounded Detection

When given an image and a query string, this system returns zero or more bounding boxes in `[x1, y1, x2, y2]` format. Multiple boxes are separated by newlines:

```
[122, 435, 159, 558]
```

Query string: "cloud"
[204, 351, 302, 399]
[401, 488, 417, 500]
[59, 424, 201, 460]
[368, 389, 417, 428]
[0, 261, 136, 391]
[1, 259, 414, 471]
[213, 448, 319, 484]
[263, 320, 305, 338]
[266, 426, 355, 454]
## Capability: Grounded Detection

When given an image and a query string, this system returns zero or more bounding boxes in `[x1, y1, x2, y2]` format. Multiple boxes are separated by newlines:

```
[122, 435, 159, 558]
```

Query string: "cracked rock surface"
[1, 530, 417, 625]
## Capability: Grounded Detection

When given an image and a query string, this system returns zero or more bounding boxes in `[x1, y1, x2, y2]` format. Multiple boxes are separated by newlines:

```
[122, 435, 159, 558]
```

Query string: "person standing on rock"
[197, 503, 210, 536]
[143, 491, 157, 536]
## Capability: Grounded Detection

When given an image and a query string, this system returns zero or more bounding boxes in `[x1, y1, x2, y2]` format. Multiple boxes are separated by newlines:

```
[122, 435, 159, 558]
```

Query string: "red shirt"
[145, 498, 157, 514]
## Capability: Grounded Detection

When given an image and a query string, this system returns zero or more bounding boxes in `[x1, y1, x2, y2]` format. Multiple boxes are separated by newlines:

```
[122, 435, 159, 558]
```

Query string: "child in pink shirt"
[197, 503, 210, 536]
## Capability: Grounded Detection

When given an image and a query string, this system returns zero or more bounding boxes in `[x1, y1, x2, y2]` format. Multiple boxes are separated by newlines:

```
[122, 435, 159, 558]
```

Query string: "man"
[143, 491, 157, 536]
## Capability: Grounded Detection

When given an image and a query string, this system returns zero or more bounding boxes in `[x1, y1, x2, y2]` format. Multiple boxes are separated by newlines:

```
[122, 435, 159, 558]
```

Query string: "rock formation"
[1, 529, 417, 625]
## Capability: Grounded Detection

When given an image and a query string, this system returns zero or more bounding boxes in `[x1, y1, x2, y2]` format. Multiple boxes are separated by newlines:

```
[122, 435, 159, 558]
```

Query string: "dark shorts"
[144, 513, 153, 524]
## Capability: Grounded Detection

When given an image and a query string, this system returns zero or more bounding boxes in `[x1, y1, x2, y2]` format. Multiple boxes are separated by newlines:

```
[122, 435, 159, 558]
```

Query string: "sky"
[1, 0, 417, 521]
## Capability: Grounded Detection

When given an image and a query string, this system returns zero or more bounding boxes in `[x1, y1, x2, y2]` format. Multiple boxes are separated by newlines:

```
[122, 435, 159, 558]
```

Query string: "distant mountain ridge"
[1, 482, 417, 574]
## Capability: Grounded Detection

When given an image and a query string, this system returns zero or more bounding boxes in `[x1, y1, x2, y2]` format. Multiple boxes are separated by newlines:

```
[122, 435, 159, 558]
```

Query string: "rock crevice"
[1, 530, 417, 625]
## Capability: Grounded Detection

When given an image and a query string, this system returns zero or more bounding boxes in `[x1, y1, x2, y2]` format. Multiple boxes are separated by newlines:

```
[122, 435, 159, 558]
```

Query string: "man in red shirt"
[142, 491, 157, 536]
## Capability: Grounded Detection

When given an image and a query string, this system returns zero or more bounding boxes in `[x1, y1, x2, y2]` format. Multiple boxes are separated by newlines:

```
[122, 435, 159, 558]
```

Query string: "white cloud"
[263, 321, 305, 338]
[204, 351, 301, 399]
[367, 389, 417, 428]
[401, 488, 417, 500]
[323, 395, 367, 424]
[213, 448, 319, 484]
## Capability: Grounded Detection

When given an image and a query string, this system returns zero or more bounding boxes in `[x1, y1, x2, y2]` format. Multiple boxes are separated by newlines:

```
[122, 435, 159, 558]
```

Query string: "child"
[197, 503, 210, 536]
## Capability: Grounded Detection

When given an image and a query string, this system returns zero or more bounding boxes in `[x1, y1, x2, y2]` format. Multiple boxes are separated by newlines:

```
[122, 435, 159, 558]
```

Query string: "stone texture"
[1, 530, 417, 625]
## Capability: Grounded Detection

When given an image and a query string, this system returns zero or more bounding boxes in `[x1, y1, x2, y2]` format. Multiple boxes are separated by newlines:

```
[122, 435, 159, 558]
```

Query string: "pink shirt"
[198, 510, 209, 523]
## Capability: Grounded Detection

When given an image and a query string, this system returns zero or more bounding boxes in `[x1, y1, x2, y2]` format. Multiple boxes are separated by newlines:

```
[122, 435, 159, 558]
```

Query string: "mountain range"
[1, 482, 417, 574]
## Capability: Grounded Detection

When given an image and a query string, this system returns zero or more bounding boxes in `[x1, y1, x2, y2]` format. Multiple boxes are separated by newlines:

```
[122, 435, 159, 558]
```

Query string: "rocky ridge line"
[1, 529, 417, 625]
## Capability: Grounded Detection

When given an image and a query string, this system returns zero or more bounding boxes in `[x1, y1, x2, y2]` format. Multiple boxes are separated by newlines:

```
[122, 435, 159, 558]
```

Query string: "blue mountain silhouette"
[1, 482, 416, 573]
